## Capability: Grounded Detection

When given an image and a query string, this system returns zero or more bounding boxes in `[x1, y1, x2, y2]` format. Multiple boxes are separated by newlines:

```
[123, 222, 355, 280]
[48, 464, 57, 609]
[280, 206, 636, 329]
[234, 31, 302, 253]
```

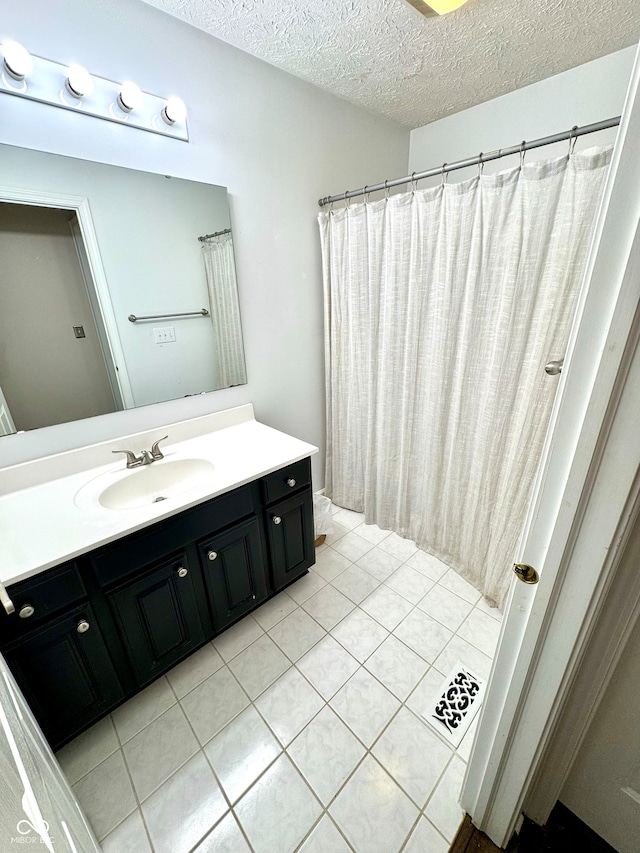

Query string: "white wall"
[0, 0, 409, 487]
[409, 48, 636, 183]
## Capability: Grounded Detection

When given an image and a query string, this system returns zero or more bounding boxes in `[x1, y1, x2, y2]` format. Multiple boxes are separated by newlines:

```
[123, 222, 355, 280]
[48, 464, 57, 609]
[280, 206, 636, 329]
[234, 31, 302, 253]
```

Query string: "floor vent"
[423, 662, 486, 748]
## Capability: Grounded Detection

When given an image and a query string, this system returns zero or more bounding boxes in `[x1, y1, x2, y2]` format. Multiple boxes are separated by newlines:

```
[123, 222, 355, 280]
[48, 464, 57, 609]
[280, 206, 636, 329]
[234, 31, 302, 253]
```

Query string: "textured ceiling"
[140, 0, 639, 128]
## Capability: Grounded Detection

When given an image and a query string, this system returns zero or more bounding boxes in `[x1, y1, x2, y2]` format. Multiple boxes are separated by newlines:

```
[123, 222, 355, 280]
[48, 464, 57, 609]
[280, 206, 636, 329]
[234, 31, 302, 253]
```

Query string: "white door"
[560, 515, 640, 853]
[0, 383, 16, 435]
[0, 654, 102, 852]
[464, 42, 640, 846]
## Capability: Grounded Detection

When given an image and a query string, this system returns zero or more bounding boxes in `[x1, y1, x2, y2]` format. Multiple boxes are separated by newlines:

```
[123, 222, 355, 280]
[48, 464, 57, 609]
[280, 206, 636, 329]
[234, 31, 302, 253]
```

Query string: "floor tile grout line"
[193, 727, 258, 853]
[75, 673, 464, 851]
[121, 722, 201, 804]
[68, 526, 499, 852]
[338, 556, 501, 667]
[110, 676, 179, 746]
[105, 672, 214, 850]
[323, 521, 490, 602]
[397, 810, 426, 853]
[80, 597, 480, 846]
[164, 661, 262, 853]
[293, 810, 357, 853]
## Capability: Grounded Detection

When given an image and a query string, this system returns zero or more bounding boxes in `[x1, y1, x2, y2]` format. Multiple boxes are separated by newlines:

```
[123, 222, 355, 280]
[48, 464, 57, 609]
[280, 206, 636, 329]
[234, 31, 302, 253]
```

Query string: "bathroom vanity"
[0, 405, 317, 750]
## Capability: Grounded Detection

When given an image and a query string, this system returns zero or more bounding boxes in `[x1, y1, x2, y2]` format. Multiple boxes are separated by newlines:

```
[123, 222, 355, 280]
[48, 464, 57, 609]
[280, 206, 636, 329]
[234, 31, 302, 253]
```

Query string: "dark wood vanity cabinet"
[265, 491, 315, 590]
[3, 603, 124, 748]
[107, 553, 207, 687]
[199, 517, 268, 632]
[0, 457, 315, 749]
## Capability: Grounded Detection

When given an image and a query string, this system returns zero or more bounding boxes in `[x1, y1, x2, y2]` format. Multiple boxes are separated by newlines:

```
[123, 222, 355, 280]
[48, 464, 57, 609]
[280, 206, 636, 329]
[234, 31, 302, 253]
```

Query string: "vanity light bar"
[0, 41, 188, 142]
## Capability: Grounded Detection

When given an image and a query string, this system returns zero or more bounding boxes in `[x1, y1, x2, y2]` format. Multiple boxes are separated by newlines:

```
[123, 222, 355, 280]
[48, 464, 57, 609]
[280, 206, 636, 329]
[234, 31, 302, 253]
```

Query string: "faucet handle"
[112, 449, 143, 468]
[150, 435, 169, 461]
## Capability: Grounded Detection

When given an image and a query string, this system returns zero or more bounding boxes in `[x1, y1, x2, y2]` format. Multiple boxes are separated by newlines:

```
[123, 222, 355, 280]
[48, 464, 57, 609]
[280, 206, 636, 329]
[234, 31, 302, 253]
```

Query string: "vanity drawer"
[91, 484, 255, 587]
[261, 458, 311, 505]
[0, 563, 86, 644]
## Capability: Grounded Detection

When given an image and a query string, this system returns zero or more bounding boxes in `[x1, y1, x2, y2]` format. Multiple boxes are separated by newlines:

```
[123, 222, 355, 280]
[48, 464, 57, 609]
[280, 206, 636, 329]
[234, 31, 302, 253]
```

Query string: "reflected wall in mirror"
[0, 143, 247, 438]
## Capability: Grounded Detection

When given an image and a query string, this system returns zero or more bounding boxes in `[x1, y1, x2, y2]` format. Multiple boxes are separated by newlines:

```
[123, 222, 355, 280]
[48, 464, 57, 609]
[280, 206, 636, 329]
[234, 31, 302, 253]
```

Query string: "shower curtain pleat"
[319, 147, 612, 607]
[202, 234, 247, 389]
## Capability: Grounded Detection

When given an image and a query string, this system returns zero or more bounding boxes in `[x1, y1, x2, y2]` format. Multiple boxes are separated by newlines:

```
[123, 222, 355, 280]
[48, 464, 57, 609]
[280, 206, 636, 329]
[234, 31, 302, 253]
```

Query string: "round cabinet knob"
[18, 604, 35, 619]
[76, 620, 90, 634]
[177, 567, 188, 578]
[287, 478, 296, 488]
[207, 551, 218, 561]
[272, 516, 282, 525]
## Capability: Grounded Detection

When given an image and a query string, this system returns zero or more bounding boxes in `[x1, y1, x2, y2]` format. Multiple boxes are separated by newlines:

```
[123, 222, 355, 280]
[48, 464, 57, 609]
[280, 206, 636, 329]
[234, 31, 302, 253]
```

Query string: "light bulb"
[422, 0, 469, 12]
[117, 81, 143, 113]
[65, 64, 93, 98]
[161, 96, 187, 125]
[2, 40, 33, 81]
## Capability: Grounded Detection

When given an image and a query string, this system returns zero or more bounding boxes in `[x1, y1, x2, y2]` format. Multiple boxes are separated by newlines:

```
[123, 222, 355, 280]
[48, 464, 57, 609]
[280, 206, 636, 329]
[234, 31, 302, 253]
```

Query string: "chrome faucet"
[112, 435, 168, 469]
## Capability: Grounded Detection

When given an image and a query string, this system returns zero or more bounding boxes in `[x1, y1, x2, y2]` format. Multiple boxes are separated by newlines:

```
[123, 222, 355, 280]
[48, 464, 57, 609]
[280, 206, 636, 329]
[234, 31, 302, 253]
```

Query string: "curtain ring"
[384, 179, 390, 200]
[519, 141, 526, 170]
[478, 153, 484, 176]
[329, 198, 334, 213]
[441, 163, 448, 186]
[344, 190, 351, 209]
[363, 185, 370, 204]
[410, 172, 418, 194]
[568, 125, 579, 156]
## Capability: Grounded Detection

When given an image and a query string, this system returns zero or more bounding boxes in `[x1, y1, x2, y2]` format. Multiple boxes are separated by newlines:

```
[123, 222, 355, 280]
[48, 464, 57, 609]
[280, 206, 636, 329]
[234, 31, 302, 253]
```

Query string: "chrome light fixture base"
[0, 45, 188, 142]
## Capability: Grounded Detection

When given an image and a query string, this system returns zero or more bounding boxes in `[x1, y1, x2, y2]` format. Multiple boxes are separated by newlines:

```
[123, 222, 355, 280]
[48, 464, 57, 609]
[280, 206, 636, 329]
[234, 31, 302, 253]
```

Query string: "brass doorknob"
[513, 563, 539, 584]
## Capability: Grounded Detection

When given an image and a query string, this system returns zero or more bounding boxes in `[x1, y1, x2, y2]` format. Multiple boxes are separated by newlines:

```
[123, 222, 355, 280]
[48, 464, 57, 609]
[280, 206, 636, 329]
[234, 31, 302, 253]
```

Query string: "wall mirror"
[0, 143, 247, 438]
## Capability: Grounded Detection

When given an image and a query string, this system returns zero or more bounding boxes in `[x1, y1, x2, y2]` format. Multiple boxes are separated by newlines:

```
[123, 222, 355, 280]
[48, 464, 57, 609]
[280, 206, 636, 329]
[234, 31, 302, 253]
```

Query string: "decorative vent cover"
[423, 662, 486, 748]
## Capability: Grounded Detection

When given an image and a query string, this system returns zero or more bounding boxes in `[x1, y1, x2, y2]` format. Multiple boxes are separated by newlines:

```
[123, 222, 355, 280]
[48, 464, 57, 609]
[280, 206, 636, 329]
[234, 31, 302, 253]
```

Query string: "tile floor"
[56, 506, 502, 853]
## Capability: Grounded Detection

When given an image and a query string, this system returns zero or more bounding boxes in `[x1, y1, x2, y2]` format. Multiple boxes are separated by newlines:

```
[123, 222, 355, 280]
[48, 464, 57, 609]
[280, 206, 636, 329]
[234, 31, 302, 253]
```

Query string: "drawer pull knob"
[76, 620, 90, 634]
[207, 550, 218, 561]
[273, 516, 282, 525]
[177, 567, 188, 578]
[287, 478, 296, 488]
[19, 604, 35, 619]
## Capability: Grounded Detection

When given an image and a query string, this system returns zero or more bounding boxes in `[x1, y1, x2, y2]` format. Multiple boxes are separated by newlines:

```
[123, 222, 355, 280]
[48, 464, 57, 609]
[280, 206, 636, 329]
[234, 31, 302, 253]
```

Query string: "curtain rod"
[198, 228, 231, 241]
[318, 116, 621, 208]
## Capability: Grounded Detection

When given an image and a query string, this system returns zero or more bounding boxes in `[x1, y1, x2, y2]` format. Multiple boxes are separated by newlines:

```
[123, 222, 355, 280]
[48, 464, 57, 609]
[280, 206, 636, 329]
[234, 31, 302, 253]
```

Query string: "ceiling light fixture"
[406, 0, 470, 15]
[65, 64, 93, 99]
[2, 40, 33, 81]
[161, 96, 187, 125]
[117, 81, 143, 113]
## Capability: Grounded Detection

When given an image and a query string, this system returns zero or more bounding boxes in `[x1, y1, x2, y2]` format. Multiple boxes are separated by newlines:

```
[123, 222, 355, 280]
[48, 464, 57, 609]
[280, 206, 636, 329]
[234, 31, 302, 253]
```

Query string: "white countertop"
[0, 405, 317, 587]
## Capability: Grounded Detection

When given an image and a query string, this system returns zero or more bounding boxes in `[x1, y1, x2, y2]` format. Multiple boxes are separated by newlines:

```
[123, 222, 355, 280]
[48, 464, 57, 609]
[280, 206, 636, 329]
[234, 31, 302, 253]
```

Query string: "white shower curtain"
[319, 148, 612, 606]
[202, 233, 247, 388]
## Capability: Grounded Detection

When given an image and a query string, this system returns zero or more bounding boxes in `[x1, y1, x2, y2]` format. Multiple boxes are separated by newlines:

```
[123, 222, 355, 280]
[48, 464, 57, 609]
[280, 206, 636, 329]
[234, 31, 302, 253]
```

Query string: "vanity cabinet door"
[108, 554, 206, 687]
[265, 490, 315, 590]
[3, 604, 123, 750]
[199, 518, 268, 632]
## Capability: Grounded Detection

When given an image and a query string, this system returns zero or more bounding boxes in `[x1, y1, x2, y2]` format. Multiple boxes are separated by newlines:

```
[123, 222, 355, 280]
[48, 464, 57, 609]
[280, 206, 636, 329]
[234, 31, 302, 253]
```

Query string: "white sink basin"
[76, 458, 216, 511]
